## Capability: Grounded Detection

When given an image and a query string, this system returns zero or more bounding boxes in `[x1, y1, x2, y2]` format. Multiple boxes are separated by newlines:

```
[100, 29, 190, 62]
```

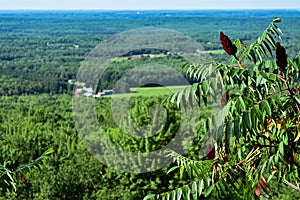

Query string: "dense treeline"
[0, 94, 297, 199]
[1, 11, 300, 95]
[0, 94, 207, 199]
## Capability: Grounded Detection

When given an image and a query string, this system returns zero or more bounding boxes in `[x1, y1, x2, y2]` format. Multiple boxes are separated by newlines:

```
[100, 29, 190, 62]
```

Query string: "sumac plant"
[144, 17, 300, 199]
[0, 148, 53, 192]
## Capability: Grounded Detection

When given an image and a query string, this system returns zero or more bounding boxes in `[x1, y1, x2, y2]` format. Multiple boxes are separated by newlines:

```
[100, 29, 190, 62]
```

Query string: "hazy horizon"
[0, 8, 298, 11]
[0, 0, 299, 10]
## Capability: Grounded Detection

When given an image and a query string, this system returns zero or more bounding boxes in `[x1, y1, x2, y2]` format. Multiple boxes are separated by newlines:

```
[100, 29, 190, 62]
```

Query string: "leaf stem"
[234, 55, 243, 69]
[263, 72, 286, 81]
[283, 180, 300, 192]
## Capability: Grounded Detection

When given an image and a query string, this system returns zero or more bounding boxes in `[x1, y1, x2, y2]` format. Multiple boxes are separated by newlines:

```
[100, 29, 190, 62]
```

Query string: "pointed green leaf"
[267, 155, 274, 173]
[198, 179, 204, 196]
[217, 125, 224, 146]
[167, 166, 179, 175]
[226, 121, 233, 146]
[176, 91, 184, 108]
[255, 48, 263, 62]
[143, 194, 156, 200]
[251, 106, 258, 132]
[191, 164, 201, 178]
[279, 141, 284, 156]
[165, 193, 170, 200]
[273, 24, 283, 34]
[171, 191, 176, 200]
[242, 111, 252, 130]
[249, 49, 257, 63]
[201, 80, 209, 95]
[263, 40, 273, 56]
[192, 181, 198, 200]
[253, 105, 264, 123]
[260, 100, 272, 116]
[258, 45, 267, 56]
[266, 33, 276, 48]
[273, 17, 281, 23]
[238, 96, 246, 112]
[204, 185, 214, 197]
[179, 166, 184, 180]
[177, 188, 183, 199]
[234, 118, 241, 139]
[184, 86, 191, 103]
[183, 186, 190, 200]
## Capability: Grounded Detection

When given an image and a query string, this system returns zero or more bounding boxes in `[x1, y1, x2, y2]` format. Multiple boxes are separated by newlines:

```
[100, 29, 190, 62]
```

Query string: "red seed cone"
[206, 144, 215, 159]
[276, 42, 288, 73]
[220, 32, 237, 56]
[255, 174, 269, 197]
[221, 90, 229, 107]
[255, 185, 261, 197]
[21, 173, 26, 183]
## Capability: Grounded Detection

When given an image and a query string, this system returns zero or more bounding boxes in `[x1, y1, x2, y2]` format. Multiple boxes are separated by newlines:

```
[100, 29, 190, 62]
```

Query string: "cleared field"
[203, 49, 225, 54]
[103, 85, 188, 98]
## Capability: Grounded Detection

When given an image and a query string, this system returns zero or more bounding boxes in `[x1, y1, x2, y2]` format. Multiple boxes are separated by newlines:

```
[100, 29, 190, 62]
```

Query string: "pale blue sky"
[0, 0, 299, 10]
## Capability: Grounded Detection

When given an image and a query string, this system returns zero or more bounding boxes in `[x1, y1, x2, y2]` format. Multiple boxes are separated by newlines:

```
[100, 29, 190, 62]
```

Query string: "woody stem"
[234, 55, 243, 69]
[283, 180, 300, 192]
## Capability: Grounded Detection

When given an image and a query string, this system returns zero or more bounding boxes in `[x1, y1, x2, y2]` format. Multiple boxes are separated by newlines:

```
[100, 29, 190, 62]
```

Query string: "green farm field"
[105, 86, 188, 98]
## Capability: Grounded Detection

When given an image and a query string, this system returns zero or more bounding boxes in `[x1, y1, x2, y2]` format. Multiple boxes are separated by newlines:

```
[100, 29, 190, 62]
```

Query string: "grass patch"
[201, 49, 225, 55]
[103, 85, 188, 98]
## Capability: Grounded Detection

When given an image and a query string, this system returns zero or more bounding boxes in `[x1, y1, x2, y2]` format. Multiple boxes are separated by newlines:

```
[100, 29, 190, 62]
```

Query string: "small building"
[83, 92, 93, 97]
[83, 87, 93, 93]
[103, 90, 114, 95]
[75, 87, 93, 97]
[99, 91, 106, 96]
[74, 87, 114, 98]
